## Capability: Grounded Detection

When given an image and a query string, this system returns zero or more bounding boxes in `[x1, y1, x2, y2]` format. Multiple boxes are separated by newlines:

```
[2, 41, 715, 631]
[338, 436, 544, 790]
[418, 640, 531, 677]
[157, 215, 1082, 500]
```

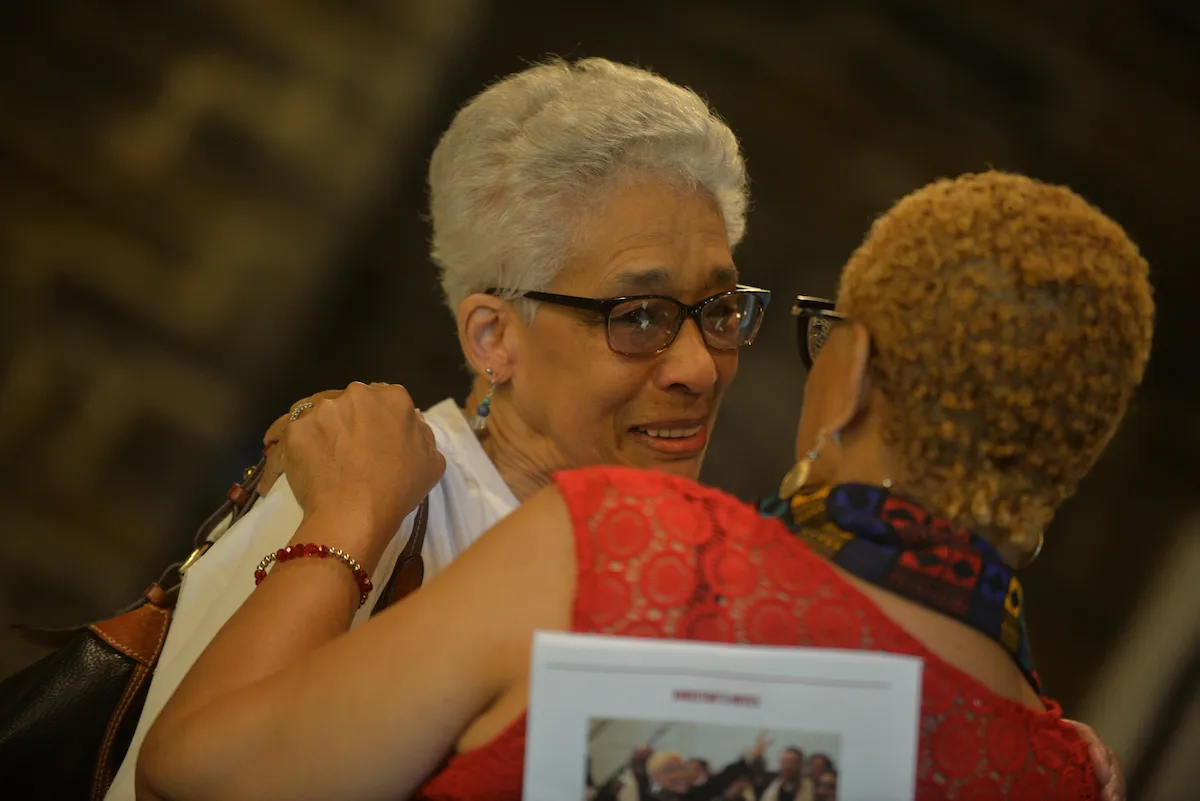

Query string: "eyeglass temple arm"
[519, 290, 612, 313]
[791, 295, 837, 315]
[735, 284, 772, 310]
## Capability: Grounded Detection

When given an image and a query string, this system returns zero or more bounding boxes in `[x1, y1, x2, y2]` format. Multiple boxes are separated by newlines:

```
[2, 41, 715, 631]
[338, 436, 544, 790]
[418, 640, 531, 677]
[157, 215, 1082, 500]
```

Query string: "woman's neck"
[464, 383, 566, 502]
[829, 435, 1033, 567]
[826, 414, 897, 489]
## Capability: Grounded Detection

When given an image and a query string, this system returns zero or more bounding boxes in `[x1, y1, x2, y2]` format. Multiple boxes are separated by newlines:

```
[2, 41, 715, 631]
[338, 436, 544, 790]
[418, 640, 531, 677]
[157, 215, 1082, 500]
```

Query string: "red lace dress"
[417, 466, 1098, 800]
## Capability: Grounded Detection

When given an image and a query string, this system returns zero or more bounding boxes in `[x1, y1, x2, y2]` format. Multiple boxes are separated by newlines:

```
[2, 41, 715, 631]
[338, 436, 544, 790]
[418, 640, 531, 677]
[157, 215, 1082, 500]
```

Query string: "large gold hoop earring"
[1015, 531, 1045, 569]
[779, 429, 837, 498]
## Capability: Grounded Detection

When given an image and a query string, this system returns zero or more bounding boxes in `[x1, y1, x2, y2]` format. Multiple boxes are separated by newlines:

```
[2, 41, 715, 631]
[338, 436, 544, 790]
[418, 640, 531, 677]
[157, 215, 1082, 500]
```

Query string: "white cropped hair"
[428, 57, 748, 314]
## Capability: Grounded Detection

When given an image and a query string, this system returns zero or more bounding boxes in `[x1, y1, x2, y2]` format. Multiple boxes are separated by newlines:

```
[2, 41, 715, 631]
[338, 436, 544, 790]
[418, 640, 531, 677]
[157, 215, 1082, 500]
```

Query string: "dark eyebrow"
[703, 265, 740, 291]
[602, 267, 674, 295]
[602, 265, 740, 296]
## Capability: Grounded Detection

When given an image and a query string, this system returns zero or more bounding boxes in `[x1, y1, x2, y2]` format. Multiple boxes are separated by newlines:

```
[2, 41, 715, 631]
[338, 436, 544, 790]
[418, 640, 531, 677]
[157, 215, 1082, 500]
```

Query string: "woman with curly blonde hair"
[138, 171, 1148, 800]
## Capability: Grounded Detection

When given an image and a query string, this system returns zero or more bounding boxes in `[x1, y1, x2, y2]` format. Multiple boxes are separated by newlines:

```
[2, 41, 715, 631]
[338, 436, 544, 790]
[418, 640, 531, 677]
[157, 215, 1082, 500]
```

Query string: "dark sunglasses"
[487, 285, 771, 356]
[792, 295, 848, 370]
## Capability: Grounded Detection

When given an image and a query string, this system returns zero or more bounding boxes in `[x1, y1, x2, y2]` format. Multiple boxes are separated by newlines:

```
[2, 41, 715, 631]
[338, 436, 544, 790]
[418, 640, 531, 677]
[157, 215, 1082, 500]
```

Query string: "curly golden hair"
[837, 171, 1154, 552]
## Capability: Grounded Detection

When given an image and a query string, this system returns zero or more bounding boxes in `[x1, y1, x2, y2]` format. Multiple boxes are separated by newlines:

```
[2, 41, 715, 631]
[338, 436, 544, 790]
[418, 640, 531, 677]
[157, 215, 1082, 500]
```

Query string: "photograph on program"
[584, 718, 840, 801]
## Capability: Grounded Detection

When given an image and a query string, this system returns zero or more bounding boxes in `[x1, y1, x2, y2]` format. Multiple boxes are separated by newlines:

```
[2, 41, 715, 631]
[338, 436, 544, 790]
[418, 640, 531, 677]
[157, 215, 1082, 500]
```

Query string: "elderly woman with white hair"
[602, 737, 769, 801]
[102, 57, 766, 800]
[641, 746, 764, 801]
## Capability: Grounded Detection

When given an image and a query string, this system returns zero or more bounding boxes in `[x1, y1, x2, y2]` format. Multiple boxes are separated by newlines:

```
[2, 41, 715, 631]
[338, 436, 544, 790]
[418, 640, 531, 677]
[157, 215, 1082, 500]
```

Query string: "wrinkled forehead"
[595, 264, 740, 299]
[553, 177, 737, 299]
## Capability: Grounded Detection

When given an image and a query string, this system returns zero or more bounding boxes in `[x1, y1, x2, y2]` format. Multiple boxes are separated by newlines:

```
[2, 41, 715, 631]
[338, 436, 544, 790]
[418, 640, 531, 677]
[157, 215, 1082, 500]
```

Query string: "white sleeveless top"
[104, 398, 519, 800]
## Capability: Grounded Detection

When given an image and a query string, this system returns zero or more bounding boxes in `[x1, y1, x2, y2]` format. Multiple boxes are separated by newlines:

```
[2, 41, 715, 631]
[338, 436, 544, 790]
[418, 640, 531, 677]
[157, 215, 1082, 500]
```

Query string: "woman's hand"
[260, 388, 345, 496]
[1068, 720, 1125, 801]
[281, 382, 445, 545]
[137, 383, 447, 801]
[746, 730, 771, 763]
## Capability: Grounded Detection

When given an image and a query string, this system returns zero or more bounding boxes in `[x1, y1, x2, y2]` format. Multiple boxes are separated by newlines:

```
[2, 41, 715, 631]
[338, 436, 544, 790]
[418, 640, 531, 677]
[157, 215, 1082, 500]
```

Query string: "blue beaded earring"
[470, 368, 496, 431]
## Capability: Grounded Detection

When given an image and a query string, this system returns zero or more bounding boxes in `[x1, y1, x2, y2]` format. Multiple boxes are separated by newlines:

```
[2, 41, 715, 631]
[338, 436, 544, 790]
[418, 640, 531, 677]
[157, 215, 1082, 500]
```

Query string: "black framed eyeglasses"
[487, 285, 771, 356]
[792, 295, 848, 370]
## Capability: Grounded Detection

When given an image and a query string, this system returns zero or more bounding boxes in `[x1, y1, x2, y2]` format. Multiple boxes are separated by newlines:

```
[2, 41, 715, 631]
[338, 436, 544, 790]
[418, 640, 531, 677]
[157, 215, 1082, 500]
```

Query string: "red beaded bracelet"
[254, 543, 374, 608]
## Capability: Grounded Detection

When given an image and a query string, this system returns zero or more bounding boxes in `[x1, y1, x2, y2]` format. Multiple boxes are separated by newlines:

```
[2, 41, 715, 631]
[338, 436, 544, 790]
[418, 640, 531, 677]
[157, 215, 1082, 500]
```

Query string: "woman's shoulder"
[550, 465, 786, 562]
[552, 465, 757, 517]
[424, 397, 519, 508]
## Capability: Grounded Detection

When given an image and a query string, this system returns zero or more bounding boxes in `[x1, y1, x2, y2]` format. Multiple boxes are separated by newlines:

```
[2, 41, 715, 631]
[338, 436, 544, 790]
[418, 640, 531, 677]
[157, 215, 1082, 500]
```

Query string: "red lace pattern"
[417, 466, 1098, 801]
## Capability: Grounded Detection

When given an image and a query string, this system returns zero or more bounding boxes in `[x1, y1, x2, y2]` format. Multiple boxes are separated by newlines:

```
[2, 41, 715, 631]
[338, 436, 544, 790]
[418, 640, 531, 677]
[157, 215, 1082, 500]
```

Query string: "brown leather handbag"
[0, 458, 429, 800]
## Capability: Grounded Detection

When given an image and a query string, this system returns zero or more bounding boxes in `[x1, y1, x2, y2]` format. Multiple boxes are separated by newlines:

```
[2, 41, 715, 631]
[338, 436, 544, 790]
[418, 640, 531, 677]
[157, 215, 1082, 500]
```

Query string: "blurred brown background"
[1, 1, 1197, 797]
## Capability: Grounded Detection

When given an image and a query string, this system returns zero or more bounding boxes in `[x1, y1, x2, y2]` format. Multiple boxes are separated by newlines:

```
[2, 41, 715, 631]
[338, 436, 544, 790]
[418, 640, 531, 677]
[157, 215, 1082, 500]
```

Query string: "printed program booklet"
[523, 632, 923, 801]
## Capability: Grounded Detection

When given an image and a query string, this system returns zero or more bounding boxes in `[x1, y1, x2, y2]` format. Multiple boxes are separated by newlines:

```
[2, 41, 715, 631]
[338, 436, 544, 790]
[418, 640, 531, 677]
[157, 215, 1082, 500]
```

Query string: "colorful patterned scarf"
[758, 482, 1042, 693]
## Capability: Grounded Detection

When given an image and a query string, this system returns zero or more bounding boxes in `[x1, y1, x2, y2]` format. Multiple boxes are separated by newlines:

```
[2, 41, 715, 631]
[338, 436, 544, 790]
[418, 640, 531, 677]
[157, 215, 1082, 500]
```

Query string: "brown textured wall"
[2, 0, 1198, 733]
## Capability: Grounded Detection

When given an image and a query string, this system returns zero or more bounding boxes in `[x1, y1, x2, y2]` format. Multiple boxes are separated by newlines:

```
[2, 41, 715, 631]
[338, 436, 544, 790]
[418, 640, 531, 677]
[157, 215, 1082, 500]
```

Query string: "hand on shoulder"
[281, 382, 445, 538]
[260, 387, 347, 495]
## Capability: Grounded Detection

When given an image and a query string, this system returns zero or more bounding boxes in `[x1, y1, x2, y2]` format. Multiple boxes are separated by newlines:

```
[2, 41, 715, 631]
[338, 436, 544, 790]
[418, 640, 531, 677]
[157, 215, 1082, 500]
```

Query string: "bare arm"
[138, 479, 575, 801]
[134, 384, 435, 739]
[134, 382, 492, 801]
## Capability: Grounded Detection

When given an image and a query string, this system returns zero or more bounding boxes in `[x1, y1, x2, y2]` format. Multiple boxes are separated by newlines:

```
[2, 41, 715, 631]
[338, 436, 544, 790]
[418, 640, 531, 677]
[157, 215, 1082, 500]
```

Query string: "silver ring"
[289, 402, 313, 422]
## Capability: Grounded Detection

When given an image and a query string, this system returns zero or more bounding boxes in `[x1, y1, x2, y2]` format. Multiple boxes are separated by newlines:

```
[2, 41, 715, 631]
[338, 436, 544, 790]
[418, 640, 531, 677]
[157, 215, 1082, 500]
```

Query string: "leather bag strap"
[371, 495, 430, 615]
[12, 456, 267, 647]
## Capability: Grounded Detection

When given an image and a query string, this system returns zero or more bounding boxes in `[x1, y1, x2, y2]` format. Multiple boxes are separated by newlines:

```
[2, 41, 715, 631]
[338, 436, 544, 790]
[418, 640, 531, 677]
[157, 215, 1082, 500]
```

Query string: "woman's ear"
[456, 293, 515, 377]
[821, 320, 874, 435]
